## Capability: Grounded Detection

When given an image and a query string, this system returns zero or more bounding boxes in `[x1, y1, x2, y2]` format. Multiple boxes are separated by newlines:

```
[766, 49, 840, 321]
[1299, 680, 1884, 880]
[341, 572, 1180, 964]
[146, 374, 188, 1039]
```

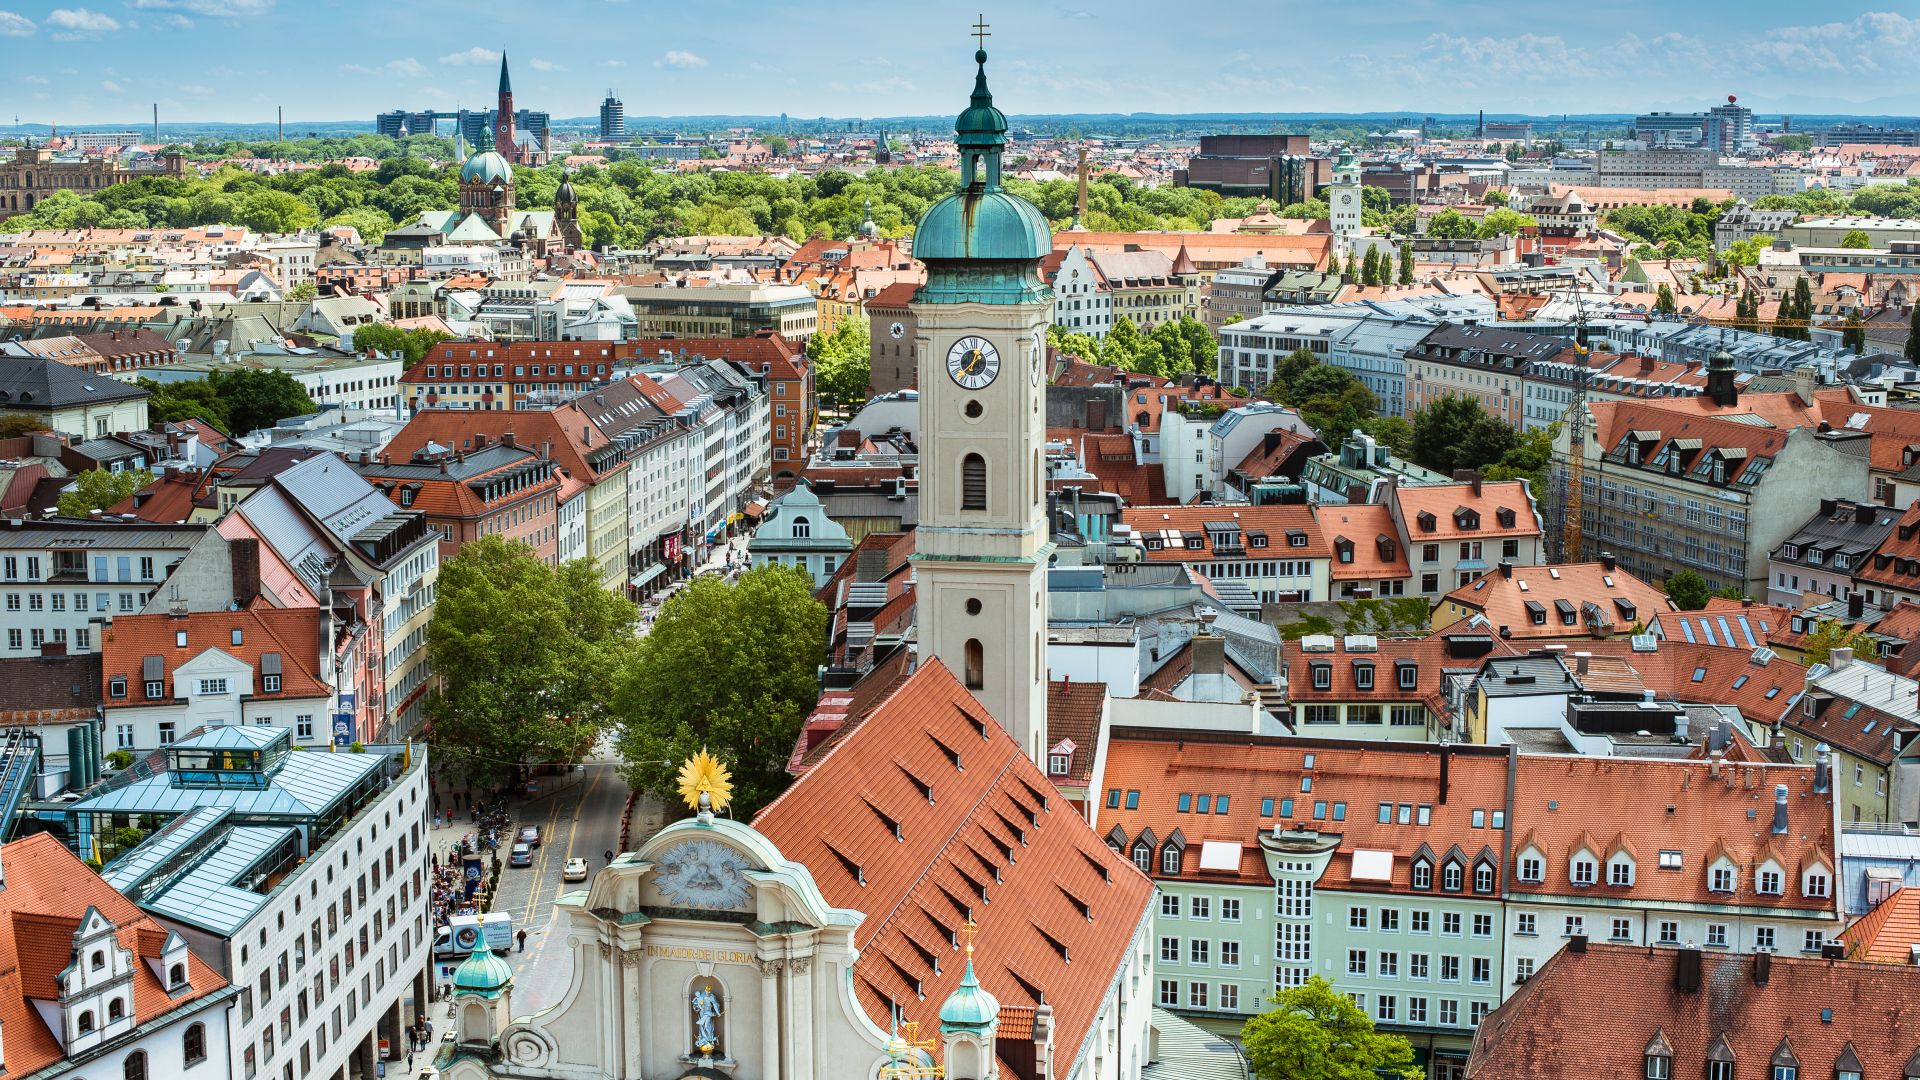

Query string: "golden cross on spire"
[972, 15, 991, 49]
[960, 915, 979, 955]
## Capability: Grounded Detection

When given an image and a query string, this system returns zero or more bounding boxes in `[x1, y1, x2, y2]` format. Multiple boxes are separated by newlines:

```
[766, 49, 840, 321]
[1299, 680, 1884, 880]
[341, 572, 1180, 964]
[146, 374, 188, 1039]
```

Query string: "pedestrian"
[516, 928, 527, 952]
[407, 1050, 414, 1071]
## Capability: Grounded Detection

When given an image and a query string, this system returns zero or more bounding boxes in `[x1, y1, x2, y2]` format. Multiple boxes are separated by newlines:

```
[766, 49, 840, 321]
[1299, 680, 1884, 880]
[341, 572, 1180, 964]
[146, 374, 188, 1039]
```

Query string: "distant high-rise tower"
[494, 52, 517, 157]
[599, 90, 625, 140]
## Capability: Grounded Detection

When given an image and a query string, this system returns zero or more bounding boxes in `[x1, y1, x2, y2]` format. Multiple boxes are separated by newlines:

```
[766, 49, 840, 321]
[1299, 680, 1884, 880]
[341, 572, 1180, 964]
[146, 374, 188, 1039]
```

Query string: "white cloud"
[387, 57, 426, 77]
[163, 13, 193, 28]
[19, 73, 49, 83]
[604, 59, 625, 68]
[127, 0, 272, 14]
[100, 78, 123, 93]
[47, 7, 120, 35]
[0, 10, 34, 35]
[528, 57, 562, 71]
[439, 46, 499, 66]
[657, 49, 706, 69]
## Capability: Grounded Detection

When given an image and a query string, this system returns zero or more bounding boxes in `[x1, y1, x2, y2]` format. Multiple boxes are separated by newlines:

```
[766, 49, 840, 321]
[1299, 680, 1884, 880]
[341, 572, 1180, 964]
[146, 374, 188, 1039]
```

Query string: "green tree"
[208, 369, 318, 434]
[1343, 251, 1359, 280]
[1104, 315, 1148, 372]
[287, 281, 318, 302]
[1772, 133, 1813, 152]
[1409, 395, 1516, 474]
[1655, 283, 1677, 315]
[138, 377, 231, 431]
[1483, 189, 1509, 207]
[0, 414, 50, 439]
[1397, 244, 1414, 285]
[350, 323, 453, 364]
[1426, 208, 1474, 239]
[1242, 976, 1422, 1080]
[425, 537, 639, 785]
[1481, 423, 1558, 496]
[57, 468, 155, 518]
[1839, 229, 1873, 249]
[1360, 247, 1380, 286]
[1803, 619, 1876, 667]
[809, 317, 872, 408]
[1665, 569, 1713, 611]
[1908, 304, 1920, 362]
[1844, 312, 1867, 354]
[1475, 207, 1537, 238]
[1176, 317, 1218, 376]
[613, 565, 828, 817]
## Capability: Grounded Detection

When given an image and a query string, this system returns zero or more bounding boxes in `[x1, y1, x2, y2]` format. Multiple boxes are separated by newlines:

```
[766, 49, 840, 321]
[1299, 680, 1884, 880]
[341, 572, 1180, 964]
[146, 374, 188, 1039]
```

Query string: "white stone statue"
[691, 986, 723, 1055]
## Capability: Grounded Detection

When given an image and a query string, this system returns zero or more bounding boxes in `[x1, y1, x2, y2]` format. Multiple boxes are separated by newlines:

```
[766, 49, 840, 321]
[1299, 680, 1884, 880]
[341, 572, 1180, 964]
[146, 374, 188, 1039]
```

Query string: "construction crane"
[1552, 291, 1592, 564]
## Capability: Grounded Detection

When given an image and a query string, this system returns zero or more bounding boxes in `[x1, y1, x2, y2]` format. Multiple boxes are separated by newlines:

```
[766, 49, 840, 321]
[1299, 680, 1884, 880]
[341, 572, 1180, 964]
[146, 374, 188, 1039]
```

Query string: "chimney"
[1192, 632, 1226, 677]
[1575, 651, 1591, 676]
[1793, 365, 1817, 406]
[1849, 592, 1866, 620]
[1753, 951, 1772, 985]
[1814, 743, 1831, 793]
[38, 640, 67, 658]
[1568, 933, 1588, 954]
[1771, 783, 1789, 835]
[1829, 647, 1853, 671]
[1472, 474, 1483, 497]
[1438, 742, 1451, 805]
[1499, 562, 1513, 579]
[1675, 945, 1703, 993]
[231, 537, 261, 607]
[503, 430, 516, 449]
[1600, 552, 1617, 572]
[1710, 749, 1723, 779]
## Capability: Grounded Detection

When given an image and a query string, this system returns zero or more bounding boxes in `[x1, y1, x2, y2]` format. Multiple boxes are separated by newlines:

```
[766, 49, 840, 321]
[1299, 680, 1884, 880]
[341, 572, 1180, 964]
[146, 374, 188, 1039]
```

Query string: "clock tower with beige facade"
[907, 40, 1053, 764]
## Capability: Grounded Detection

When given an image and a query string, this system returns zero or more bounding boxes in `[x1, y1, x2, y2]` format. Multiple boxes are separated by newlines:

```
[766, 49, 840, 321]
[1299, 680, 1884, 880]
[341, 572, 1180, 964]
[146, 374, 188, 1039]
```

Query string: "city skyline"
[2, 1, 1920, 126]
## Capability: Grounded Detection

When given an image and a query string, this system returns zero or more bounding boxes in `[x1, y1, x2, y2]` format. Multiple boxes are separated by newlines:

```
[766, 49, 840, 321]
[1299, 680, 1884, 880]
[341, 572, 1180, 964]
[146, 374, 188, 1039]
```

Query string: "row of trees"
[425, 538, 828, 818]
[2, 155, 1293, 251]
[139, 369, 317, 436]
[1603, 180, 1920, 264]
[1047, 315, 1218, 382]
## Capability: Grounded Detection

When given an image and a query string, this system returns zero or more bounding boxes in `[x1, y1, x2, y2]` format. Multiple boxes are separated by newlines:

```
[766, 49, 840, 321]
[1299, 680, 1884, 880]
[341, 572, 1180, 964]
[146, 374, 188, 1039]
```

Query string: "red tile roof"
[100, 605, 328, 709]
[1098, 732, 1513, 891]
[1392, 480, 1540, 543]
[1284, 623, 1514, 724]
[1121, 504, 1329, 561]
[1045, 679, 1105, 787]
[0, 833, 229, 1075]
[1317, 502, 1411, 582]
[1842, 886, 1920, 962]
[754, 661, 1153, 1077]
[1438, 561, 1673, 639]
[1466, 944, 1920, 1080]
[1057, 433, 1167, 506]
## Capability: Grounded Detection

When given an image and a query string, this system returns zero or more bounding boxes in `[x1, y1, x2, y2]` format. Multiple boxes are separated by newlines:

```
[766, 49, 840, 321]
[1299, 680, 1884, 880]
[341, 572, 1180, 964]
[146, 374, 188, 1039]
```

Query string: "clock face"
[889, 321, 905, 340]
[947, 336, 1000, 390]
[1339, 193, 1355, 207]
[653, 839, 752, 910]
[1031, 330, 1045, 385]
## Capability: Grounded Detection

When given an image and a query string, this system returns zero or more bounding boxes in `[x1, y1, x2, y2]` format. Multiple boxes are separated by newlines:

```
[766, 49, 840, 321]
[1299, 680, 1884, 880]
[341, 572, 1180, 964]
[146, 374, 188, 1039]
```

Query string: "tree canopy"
[424, 536, 640, 785]
[1408, 394, 1518, 476]
[1665, 569, 1713, 611]
[1242, 976, 1422, 1080]
[809, 317, 872, 408]
[614, 565, 828, 817]
[58, 468, 154, 518]
[350, 323, 454, 365]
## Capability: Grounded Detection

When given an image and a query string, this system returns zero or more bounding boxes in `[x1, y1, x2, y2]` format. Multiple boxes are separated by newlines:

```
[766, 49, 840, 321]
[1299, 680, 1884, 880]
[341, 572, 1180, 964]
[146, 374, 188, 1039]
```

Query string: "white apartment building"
[0, 521, 206, 658]
[1051, 243, 1114, 338]
[93, 727, 433, 1080]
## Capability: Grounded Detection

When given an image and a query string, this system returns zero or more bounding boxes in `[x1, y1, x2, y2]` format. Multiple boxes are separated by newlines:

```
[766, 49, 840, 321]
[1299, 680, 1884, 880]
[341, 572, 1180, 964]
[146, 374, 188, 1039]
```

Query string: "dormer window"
[1758, 867, 1783, 895]
[1411, 858, 1433, 890]
[1441, 860, 1463, 892]
[1804, 868, 1830, 898]
[1709, 863, 1736, 893]
[1772, 1039, 1800, 1080]
[1353, 662, 1374, 691]
[1609, 857, 1635, 887]
[1311, 663, 1331, 690]
[1473, 862, 1496, 893]
[1161, 846, 1181, 875]
[1131, 844, 1151, 872]
[1644, 1033, 1674, 1080]
[1519, 852, 1544, 882]
[1570, 853, 1598, 886]
[1048, 753, 1070, 775]
[1397, 662, 1418, 690]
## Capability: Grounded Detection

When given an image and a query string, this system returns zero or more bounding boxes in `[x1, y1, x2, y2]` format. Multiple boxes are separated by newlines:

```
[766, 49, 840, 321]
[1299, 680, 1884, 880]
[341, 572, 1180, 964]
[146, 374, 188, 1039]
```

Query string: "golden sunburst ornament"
[677, 750, 733, 820]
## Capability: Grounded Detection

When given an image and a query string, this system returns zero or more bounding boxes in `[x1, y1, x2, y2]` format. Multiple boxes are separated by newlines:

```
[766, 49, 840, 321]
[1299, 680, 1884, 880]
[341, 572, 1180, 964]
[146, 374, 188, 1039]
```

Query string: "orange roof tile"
[100, 605, 327, 709]
[1439, 561, 1673, 639]
[1318, 502, 1411, 581]
[754, 662, 1153, 1076]
[1393, 480, 1541, 543]
[1121, 504, 1329, 561]
[1842, 886, 1920, 962]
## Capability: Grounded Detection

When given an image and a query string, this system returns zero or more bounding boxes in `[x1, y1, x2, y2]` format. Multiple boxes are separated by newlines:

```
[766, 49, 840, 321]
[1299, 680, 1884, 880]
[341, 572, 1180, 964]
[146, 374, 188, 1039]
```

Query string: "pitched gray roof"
[0, 353, 149, 409]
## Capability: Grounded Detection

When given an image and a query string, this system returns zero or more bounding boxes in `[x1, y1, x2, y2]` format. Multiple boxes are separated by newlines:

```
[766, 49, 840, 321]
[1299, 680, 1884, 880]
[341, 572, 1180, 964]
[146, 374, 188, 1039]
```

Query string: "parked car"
[518, 825, 542, 848]
[509, 843, 533, 867]
[562, 858, 589, 882]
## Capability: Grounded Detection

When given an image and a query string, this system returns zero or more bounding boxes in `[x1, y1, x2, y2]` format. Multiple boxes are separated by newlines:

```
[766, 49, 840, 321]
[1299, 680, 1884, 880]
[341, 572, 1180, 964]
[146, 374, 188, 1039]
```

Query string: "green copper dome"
[937, 953, 1000, 1032]
[451, 944, 513, 999]
[461, 149, 512, 185]
[914, 46, 1052, 302]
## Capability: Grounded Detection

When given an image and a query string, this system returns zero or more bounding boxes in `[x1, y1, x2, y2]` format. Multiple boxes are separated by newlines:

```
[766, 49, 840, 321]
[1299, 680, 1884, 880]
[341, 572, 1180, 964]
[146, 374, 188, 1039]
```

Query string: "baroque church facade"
[432, 39, 1156, 1080]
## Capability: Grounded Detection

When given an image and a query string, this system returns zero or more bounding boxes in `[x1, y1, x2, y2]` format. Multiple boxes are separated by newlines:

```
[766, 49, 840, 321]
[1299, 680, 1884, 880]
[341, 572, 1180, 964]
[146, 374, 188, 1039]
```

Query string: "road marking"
[520, 762, 608, 927]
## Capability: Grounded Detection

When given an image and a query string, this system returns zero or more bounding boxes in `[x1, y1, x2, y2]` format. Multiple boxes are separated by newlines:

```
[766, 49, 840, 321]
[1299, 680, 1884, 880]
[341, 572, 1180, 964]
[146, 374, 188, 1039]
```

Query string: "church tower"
[555, 171, 582, 251]
[908, 31, 1053, 764]
[1328, 146, 1362, 260]
[494, 51, 518, 159]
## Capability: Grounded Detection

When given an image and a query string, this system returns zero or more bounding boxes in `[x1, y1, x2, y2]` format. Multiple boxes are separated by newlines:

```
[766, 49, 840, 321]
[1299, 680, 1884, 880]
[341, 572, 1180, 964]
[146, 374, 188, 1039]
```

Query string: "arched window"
[90, 950, 105, 971]
[78, 1010, 96, 1033]
[169, 963, 186, 988]
[791, 515, 811, 539]
[961, 454, 987, 511]
[1160, 846, 1181, 875]
[108, 997, 125, 1020]
[1442, 861, 1464, 892]
[183, 1022, 207, 1065]
[1411, 859, 1432, 890]
[964, 639, 984, 690]
[125, 1049, 148, 1080]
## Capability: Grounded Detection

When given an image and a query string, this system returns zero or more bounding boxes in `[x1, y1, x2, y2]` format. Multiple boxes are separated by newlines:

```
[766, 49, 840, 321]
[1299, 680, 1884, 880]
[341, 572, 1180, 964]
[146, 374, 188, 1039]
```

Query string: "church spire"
[954, 22, 1008, 193]
[498, 51, 512, 95]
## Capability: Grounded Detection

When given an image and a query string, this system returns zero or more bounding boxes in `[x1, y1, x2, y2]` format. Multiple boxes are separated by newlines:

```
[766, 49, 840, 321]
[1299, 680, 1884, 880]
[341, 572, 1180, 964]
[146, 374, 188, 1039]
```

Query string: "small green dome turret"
[451, 944, 513, 999]
[937, 947, 1000, 1033]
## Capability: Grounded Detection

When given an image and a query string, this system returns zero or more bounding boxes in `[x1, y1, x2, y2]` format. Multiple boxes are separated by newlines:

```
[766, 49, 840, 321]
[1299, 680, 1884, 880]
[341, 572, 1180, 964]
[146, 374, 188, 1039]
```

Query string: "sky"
[5, 1, 1920, 126]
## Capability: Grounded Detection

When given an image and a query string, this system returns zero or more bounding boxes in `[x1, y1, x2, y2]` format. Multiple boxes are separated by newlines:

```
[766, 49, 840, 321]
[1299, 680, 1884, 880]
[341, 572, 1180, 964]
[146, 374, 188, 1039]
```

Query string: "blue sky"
[5, 1, 1920, 125]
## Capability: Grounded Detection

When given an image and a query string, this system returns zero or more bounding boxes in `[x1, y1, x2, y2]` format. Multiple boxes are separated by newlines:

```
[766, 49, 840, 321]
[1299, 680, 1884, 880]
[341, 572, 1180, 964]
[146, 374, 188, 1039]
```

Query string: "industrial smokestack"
[152, 103, 159, 142]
